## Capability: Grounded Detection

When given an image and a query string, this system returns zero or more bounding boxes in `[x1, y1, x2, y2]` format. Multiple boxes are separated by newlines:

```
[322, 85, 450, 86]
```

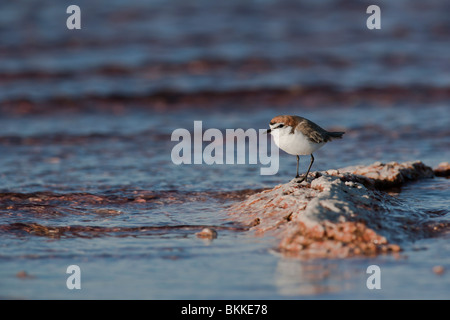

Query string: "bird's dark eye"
[277, 124, 284, 129]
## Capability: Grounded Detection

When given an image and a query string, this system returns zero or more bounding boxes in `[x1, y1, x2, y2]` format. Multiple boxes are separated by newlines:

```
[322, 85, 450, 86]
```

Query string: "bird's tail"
[328, 131, 345, 140]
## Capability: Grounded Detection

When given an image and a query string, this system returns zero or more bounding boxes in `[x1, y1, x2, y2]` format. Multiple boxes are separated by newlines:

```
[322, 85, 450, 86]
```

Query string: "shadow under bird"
[266, 115, 345, 182]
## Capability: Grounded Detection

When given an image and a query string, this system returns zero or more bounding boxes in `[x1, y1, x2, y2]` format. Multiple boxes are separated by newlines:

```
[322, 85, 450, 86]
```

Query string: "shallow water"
[0, 0, 449, 299]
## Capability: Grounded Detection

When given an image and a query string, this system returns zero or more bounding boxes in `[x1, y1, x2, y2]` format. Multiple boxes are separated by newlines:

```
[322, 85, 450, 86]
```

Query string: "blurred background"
[0, 0, 449, 299]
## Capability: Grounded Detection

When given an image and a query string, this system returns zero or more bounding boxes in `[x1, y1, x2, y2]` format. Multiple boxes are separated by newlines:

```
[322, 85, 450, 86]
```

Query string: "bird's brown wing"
[298, 117, 334, 144]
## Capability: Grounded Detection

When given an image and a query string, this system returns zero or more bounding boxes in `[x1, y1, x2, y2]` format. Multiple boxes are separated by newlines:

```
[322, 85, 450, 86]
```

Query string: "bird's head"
[266, 115, 295, 134]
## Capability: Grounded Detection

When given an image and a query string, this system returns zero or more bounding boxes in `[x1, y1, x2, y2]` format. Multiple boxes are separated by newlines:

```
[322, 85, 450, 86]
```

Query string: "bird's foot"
[293, 175, 307, 183]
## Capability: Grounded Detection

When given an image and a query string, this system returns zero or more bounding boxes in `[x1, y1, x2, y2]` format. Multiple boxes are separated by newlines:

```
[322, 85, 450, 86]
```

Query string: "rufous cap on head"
[270, 115, 302, 127]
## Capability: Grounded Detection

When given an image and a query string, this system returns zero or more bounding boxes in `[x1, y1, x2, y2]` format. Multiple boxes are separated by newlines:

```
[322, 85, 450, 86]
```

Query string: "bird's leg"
[297, 154, 314, 183]
[305, 153, 315, 178]
[295, 155, 300, 178]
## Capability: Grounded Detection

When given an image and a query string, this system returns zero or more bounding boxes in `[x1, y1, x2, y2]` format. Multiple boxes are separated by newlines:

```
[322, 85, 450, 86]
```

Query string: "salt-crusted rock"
[228, 161, 441, 258]
[195, 227, 218, 239]
[336, 161, 434, 189]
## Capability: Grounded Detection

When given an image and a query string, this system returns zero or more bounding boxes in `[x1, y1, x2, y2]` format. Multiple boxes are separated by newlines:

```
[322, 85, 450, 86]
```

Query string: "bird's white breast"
[270, 127, 325, 155]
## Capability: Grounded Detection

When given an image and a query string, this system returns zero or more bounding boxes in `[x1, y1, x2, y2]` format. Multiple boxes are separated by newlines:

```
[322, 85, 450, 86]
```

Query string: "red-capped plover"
[267, 115, 345, 182]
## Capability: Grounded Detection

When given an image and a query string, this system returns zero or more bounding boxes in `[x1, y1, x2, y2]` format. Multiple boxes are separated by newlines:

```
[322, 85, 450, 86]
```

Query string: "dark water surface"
[0, 0, 449, 299]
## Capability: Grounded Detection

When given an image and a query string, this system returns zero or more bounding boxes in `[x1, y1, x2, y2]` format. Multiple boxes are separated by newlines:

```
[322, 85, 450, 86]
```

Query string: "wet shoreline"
[1, 0, 449, 299]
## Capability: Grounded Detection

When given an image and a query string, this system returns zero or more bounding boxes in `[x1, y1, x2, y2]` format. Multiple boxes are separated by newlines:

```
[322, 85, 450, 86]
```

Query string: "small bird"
[266, 115, 345, 182]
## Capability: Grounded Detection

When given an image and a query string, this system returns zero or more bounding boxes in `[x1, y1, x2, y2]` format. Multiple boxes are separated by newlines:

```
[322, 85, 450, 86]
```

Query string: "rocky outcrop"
[434, 162, 450, 177]
[228, 161, 444, 258]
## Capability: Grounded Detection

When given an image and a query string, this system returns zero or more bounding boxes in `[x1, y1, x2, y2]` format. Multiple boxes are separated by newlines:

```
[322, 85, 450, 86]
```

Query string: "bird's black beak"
[265, 128, 271, 134]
